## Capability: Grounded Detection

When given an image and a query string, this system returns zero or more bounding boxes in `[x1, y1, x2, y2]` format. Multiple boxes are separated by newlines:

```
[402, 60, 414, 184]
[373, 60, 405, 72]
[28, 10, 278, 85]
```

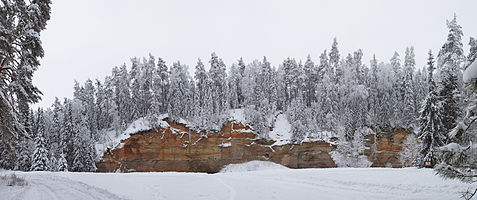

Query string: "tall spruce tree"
[437, 14, 465, 133]
[31, 109, 49, 171]
[436, 59, 477, 200]
[418, 50, 446, 167]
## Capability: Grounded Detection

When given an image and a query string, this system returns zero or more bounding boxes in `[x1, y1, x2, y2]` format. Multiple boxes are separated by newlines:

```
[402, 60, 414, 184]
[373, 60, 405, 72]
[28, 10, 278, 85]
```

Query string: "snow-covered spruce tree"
[418, 50, 446, 167]
[15, 137, 33, 171]
[399, 134, 421, 167]
[0, 0, 51, 168]
[57, 152, 68, 172]
[191, 58, 210, 129]
[71, 100, 96, 172]
[236, 58, 247, 107]
[437, 14, 465, 134]
[390, 52, 404, 126]
[281, 58, 298, 106]
[435, 58, 477, 200]
[31, 109, 49, 171]
[303, 55, 317, 107]
[246, 57, 277, 139]
[115, 64, 133, 130]
[130, 56, 155, 119]
[329, 38, 341, 83]
[318, 52, 338, 131]
[368, 54, 380, 126]
[227, 63, 241, 109]
[469, 37, 477, 67]
[402, 47, 417, 128]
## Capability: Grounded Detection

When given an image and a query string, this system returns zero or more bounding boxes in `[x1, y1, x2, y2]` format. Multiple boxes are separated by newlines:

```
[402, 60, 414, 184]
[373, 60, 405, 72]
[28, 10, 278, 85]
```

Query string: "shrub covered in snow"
[0, 174, 27, 187]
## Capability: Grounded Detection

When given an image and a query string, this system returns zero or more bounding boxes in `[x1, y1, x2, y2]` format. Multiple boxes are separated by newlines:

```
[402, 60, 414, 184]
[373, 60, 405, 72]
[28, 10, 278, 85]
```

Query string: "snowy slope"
[95, 115, 169, 157]
[1, 167, 476, 200]
[268, 113, 292, 146]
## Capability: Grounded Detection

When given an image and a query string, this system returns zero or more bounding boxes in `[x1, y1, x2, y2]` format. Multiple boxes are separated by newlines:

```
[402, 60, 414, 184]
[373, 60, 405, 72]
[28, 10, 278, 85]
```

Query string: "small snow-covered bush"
[0, 174, 28, 187]
[330, 127, 373, 168]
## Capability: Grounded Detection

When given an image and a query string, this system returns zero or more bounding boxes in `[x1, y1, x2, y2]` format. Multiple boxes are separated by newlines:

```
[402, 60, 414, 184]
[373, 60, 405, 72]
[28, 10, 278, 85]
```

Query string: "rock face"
[96, 120, 410, 173]
[365, 128, 409, 168]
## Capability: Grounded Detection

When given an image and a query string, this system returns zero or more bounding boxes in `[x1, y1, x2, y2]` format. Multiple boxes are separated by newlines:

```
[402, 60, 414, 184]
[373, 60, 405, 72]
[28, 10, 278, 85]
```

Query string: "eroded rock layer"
[96, 120, 409, 173]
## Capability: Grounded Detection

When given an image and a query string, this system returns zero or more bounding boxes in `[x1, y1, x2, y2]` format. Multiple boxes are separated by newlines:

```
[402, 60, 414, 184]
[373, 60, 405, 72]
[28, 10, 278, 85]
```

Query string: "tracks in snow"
[4, 172, 128, 200]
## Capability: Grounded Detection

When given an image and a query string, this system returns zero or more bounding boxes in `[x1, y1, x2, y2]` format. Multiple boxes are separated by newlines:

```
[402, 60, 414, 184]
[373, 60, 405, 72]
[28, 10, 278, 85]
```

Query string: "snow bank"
[463, 60, 477, 82]
[219, 160, 289, 173]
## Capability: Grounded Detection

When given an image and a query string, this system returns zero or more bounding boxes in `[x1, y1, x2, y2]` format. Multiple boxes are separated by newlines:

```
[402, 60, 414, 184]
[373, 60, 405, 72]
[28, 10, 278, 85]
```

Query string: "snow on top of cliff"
[464, 60, 477, 82]
[229, 109, 246, 125]
[268, 113, 292, 146]
[219, 160, 289, 173]
[267, 112, 335, 146]
[96, 114, 169, 158]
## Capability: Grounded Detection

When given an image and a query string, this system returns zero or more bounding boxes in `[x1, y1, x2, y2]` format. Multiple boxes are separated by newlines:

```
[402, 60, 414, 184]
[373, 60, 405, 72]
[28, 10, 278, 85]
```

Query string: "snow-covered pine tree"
[152, 57, 170, 115]
[437, 14, 465, 133]
[0, 0, 51, 168]
[168, 61, 193, 122]
[208, 53, 228, 125]
[31, 109, 49, 171]
[418, 50, 446, 167]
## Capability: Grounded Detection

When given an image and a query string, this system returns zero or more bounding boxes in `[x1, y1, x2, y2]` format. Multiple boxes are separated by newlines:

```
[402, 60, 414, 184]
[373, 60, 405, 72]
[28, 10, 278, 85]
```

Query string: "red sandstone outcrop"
[96, 120, 410, 173]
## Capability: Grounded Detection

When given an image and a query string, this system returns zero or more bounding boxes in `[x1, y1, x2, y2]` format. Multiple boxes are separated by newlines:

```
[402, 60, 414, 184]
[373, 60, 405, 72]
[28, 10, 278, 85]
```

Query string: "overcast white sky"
[33, 0, 477, 108]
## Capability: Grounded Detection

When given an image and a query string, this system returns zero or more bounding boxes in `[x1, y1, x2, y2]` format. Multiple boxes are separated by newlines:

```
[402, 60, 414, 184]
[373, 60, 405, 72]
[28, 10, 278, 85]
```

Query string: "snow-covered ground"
[1, 164, 476, 200]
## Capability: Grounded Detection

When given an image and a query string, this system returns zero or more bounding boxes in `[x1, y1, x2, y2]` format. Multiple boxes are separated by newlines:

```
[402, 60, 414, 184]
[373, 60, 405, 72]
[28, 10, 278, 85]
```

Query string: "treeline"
[2, 15, 476, 172]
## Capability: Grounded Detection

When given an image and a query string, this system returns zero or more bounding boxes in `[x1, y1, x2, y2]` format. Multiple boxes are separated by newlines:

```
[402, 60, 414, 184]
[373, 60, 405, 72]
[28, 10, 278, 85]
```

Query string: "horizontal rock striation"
[96, 120, 410, 173]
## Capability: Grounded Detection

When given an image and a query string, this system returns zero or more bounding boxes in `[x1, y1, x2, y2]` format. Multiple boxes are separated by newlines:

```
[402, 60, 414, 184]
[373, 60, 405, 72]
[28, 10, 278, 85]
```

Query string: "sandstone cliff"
[96, 119, 409, 173]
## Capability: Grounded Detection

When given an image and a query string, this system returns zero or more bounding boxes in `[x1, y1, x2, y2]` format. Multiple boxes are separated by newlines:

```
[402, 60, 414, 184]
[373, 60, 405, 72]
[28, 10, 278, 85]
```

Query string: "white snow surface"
[463, 60, 477, 82]
[1, 167, 476, 200]
[268, 113, 292, 146]
[219, 161, 289, 173]
[229, 109, 246, 125]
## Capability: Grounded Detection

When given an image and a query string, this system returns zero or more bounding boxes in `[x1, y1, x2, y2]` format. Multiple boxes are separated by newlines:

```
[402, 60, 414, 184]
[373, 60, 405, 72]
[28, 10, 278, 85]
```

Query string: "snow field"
[1, 166, 476, 200]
